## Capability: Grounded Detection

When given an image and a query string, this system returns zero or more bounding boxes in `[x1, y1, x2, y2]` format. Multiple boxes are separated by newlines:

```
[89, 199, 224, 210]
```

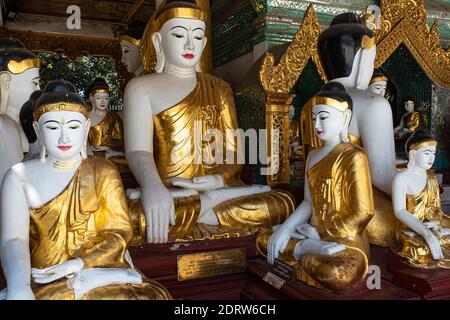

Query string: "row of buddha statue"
[0, 0, 448, 299]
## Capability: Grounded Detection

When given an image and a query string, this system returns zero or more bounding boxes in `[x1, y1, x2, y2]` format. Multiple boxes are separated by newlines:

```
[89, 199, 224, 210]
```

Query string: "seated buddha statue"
[392, 130, 450, 268]
[123, 0, 295, 244]
[0, 38, 40, 183]
[394, 100, 420, 139]
[258, 82, 374, 292]
[288, 106, 302, 160]
[119, 21, 146, 78]
[20, 90, 43, 160]
[368, 69, 388, 97]
[301, 13, 397, 247]
[86, 78, 128, 172]
[0, 80, 171, 300]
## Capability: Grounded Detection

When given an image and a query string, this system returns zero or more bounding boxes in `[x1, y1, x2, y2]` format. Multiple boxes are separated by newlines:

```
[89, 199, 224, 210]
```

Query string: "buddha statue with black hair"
[392, 130, 450, 268]
[0, 38, 40, 183]
[301, 12, 397, 247]
[259, 82, 374, 292]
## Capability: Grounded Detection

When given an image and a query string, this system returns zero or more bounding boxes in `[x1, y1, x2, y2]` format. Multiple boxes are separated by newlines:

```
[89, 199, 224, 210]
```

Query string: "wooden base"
[387, 250, 450, 299]
[129, 235, 257, 300]
[243, 258, 420, 300]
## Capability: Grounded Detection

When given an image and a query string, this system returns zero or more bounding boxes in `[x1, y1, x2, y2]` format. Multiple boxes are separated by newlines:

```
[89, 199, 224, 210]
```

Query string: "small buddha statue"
[302, 12, 397, 247]
[258, 82, 374, 292]
[119, 21, 146, 77]
[0, 38, 40, 183]
[123, 0, 296, 244]
[368, 69, 388, 97]
[20, 90, 42, 160]
[86, 78, 128, 172]
[0, 80, 171, 300]
[394, 100, 420, 138]
[392, 130, 450, 268]
[288, 106, 302, 160]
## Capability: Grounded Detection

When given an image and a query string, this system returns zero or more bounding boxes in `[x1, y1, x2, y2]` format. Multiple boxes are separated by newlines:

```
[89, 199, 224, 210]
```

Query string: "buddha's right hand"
[267, 225, 292, 265]
[422, 228, 444, 260]
[5, 286, 35, 300]
[142, 185, 175, 244]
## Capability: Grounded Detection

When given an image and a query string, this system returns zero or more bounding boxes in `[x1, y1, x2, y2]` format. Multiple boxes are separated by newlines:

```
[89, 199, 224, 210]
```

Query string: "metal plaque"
[263, 271, 286, 290]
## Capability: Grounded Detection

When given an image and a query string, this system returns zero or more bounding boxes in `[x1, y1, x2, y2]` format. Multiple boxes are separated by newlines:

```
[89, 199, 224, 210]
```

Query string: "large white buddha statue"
[0, 80, 172, 300]
[392, 130, 450, 269]
[258, 83, 374, 292]
[0, 38, 40, 183]
[86, 78, 127, 172]
[119, 21, 146, 77]
[301, 13, 397, 247]
[123, 0, 295, 244]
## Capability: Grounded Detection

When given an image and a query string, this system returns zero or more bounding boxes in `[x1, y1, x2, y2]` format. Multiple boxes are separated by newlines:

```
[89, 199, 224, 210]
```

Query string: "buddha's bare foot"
[294, 239, 346, 260]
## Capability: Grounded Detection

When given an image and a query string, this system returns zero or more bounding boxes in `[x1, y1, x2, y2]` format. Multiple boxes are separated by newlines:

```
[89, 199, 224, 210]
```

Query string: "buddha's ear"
[195, 36, 208, 73]
[152, 32, 165, 73]
[340, 109, 352, 143]
[407, 150, 416, 169]
[0, 72, 11, 114]
[32, 120, 42, 144]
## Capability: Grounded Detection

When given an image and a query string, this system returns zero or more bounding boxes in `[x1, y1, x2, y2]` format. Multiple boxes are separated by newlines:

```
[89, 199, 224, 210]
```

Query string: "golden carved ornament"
[374, 0, 450, 87]
[259, 4, 327, 98]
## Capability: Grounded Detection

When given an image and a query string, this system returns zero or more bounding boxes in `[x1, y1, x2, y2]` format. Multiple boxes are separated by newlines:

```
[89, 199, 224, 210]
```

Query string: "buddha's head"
[20, 89, 42, 144]
[368, 69, 388, 97]
[119, 21, 146, 75]
[151, 0, 208, 73]
[406, 130, 437, 171]
[33, 80, 90, 163]
[86, 78, 110, 113]
[288, 106, 295, 120]
[310, 82, 353, 143]
[318, 13, 376, 90]
[0, 38, 41, 123]
[404, 99, 415, 113]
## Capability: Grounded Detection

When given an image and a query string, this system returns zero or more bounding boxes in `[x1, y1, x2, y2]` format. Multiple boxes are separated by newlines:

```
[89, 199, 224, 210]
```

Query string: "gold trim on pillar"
[374, 0, 450, 88]
[259, 4, 327, 186]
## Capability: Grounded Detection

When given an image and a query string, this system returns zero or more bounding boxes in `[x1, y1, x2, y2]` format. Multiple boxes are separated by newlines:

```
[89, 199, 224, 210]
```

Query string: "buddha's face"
[36, 111, 89, 161]
[288, 106, 295, 119]
[368, 80, 387, 97]
[411, 145, 436, 171]
[120, 40, 142, 74]
[157, 17, 207, 69]
[90, 92, 110, 112]
[7, 68, 40, 123]
[405, 101, 414, 112]
[312, 104, 346, 142]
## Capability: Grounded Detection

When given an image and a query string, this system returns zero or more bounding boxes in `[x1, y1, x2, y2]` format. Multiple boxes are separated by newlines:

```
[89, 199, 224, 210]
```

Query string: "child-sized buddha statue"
[0, 80, 171, 300]
[258, 82, 374, 292]
[392, 130, 450, 268]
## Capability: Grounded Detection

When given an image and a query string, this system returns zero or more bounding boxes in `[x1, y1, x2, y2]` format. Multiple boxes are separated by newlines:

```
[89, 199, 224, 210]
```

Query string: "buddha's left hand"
[171, 175, 224, 192]
[31, 258, 84, 284]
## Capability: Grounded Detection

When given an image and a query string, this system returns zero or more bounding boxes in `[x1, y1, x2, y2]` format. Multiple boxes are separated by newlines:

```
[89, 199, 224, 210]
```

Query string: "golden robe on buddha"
[128, 73, 296, 243]
[397, 172, 450, 268]
[257, 143, 374, 292]
[301, 105, 396, 247]
[89, 111, 128, 172]
[30, 157, 171, 300]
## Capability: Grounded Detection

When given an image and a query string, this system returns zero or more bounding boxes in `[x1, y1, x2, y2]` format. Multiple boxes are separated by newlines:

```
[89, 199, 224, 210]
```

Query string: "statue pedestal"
[242, 246, 420, 300]
[387, 250, 450, 299]
[129, 235, 258, 300]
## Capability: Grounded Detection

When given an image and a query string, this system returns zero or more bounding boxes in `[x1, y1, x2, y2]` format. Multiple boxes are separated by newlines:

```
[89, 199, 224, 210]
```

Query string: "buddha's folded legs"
[129, 190, 296, 244]
[366, 187, 397, 247]
[256, 231, 368, 292]
[33, 276, 172, 300]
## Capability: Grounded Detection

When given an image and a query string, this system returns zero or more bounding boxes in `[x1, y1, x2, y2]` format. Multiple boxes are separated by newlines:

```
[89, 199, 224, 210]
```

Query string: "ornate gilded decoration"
[6, 57, 40, 74]
[361, 35, 376, 49]
[34, 103, 89, 121]
[410, 139, 437, 151]
[259, 4, 327, 186]
[374, 0, 450, 88]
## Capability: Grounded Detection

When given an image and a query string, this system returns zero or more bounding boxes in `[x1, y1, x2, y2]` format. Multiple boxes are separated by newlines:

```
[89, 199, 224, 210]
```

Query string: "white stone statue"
[0, 38, 40, 183]
[392, 131, 450, 268]
[394, 100, 420, 138]
[0, 80, 171, 300]
[368, 71, 388, 97]
[123, 1, 295, 244]
[119, 22, 146, 77]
